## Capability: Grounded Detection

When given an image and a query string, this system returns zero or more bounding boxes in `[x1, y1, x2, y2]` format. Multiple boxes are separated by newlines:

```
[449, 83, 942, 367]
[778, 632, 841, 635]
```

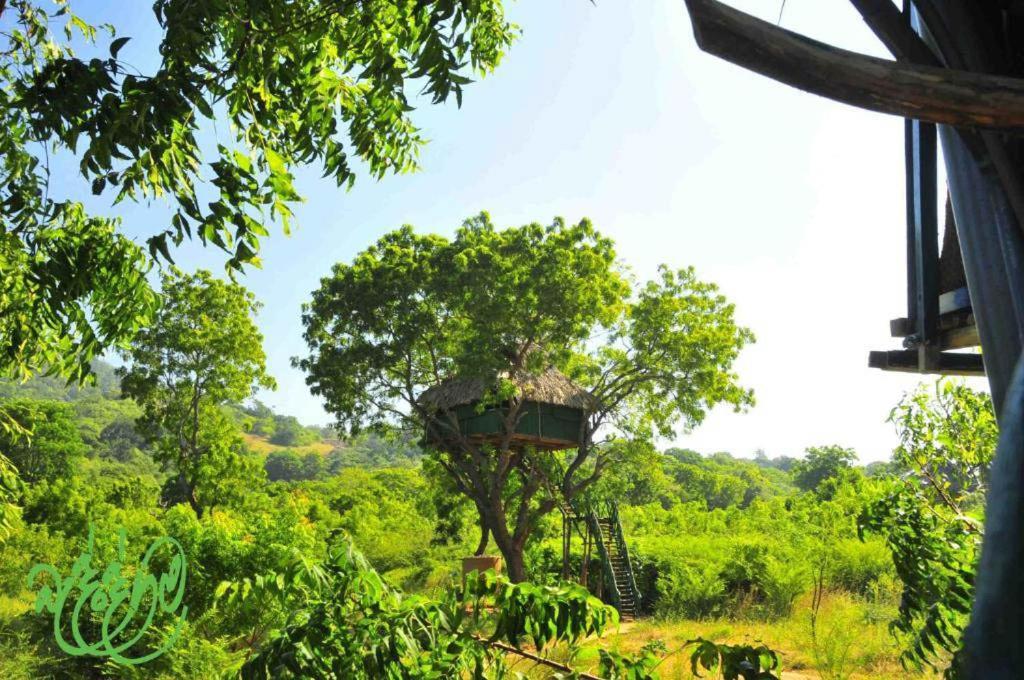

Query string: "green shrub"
[828, 538, 894, 596]
[761, 555, 809, 618]
[655, 563, 726, 620]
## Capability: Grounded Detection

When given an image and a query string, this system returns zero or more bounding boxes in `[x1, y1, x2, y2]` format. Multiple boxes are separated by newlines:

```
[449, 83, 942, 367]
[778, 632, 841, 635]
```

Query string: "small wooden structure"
[867, 119, 983, 377]
[419, 367, 595, 451]
[462, 554, 502, 575]
[461, 555, 502, 591]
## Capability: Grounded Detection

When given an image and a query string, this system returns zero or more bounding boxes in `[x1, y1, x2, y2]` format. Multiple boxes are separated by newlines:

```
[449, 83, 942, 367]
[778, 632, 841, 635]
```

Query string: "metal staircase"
[586, 503, 641, 621]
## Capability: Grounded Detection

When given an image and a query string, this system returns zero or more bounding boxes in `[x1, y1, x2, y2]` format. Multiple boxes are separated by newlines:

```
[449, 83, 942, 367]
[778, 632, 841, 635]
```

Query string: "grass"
[242, 432, 333, 457]
[550, 591, 940, 679]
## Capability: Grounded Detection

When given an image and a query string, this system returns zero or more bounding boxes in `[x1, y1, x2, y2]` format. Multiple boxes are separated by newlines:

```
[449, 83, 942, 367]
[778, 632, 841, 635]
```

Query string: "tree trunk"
[179, 472, 203, 519]
[502, 543, 527, 583]
[474, 516, 490, 556]
[480, 501, 529, 582]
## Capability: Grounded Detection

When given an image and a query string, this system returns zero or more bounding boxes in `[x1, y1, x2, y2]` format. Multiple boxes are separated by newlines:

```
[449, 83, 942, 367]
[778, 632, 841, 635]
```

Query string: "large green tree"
[0, 0, 517, 381]
[119, 268, 275, 517]
[792, 445, 858, 498]
[299, 213, 754, 581]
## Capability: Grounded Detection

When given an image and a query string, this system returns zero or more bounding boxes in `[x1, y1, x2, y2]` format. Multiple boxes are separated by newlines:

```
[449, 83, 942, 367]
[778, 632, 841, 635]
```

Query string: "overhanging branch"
[682, 0, 1024, 128]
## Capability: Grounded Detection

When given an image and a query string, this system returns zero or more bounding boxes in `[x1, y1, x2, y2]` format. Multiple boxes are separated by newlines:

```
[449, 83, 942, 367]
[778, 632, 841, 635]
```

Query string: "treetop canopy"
[298, 212, 754, 443]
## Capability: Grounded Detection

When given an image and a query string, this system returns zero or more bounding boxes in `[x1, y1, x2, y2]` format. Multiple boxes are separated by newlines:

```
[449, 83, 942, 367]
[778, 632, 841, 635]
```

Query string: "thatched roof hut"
[419, 367, 597, 451]
[418, 367, 597, 412]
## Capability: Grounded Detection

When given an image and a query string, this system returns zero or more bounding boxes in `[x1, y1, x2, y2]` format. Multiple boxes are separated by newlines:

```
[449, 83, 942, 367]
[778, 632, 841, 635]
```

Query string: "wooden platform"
[868, 349, 984, 376]
[871, 286, 985, 376]
[432, 431, 579, 452]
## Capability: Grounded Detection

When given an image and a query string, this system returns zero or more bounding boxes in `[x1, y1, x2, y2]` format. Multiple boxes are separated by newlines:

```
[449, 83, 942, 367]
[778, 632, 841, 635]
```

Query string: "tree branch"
[474, 637, 603, 680]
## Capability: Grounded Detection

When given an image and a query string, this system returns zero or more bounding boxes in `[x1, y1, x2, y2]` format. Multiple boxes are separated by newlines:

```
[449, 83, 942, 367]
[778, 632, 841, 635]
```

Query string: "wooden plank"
[890, 317, 913, 337]
[940, 324, 980, 351]
[890, 315, 979, 348]
[868, 349, 984, 375]
[682, 0, 1024, 128]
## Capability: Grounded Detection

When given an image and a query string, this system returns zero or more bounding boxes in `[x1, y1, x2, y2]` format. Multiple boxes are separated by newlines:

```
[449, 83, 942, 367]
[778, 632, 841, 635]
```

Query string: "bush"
[761, 555, 809, 618]
[0, 400, 88, 483]
[655, 563, 726, 620]
[828, 538, 894, 596]
[265, 451, 303, 482]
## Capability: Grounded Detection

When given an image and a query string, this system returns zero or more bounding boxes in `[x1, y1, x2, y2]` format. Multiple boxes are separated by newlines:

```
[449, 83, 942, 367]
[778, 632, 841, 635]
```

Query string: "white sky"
[67, 1, 989, 463]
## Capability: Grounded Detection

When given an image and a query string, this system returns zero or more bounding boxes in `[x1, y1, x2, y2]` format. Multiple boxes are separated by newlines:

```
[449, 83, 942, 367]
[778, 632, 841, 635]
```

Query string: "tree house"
[419, 368, 642, 618]
[419, 367, 594, 451]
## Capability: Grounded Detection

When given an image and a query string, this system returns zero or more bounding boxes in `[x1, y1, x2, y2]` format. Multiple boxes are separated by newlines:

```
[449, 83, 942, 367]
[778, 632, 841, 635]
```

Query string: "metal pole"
[906, 118, 940, 366]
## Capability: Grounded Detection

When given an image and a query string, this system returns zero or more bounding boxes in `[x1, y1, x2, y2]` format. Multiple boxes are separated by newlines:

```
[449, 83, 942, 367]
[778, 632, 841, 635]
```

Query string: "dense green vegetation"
[0, 3, 1001, 677]
[0, 345, 993, 677]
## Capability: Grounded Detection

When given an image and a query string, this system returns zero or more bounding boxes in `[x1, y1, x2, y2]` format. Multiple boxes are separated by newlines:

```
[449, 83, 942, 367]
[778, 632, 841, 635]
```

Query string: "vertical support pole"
[939, 128, 1024, 416]
[581, 523, 591, 587]
[966, 355, 1024, 679]
[905, 117, 939, 368]
[909, 6, 1024, 674]
[941, 127, 1024, 679]
[561, 512, 569, 580]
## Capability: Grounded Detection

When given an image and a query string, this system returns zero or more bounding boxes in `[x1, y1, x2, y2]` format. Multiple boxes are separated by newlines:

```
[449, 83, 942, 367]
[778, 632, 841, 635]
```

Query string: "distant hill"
[242, 432, 334, 458]
[1, 361, 424, 475]
[0, 359, 121, 401]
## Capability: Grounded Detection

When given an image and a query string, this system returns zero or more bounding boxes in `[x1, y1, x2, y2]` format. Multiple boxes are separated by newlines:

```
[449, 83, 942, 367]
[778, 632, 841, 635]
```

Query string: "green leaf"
[109, 36, 130, 58]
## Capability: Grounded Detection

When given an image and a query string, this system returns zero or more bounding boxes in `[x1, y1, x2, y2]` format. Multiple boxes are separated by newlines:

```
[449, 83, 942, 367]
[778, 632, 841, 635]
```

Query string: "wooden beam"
[890, 314, 979, 349]
[682, 0, 1024, 128]
[848, 0, 942, 66]
[867, 349, 984, 375]
[939, 324, 980, 351]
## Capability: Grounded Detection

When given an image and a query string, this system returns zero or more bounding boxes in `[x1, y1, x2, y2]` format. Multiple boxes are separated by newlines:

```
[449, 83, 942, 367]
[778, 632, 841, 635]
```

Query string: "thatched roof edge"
[418, 367, 596, 412]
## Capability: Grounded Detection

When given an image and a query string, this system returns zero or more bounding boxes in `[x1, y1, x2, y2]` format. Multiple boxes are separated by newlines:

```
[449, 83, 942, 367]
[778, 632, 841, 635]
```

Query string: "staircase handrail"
[586, 508, 622, 612]
[610, 503, 641, 614]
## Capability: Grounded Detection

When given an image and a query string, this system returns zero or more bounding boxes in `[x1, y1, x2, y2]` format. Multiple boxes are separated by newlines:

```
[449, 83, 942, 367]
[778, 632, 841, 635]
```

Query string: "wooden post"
[581, 522, 591, 587]
[561, 512, 570, 580]
[906, 117, 940, 369]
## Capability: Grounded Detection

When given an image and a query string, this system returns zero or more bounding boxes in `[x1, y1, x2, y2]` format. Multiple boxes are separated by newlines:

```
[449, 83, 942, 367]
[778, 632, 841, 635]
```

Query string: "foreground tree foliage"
[119, 269, 275, 517]
[0, 0, 517, 380]
[0, 422, 24, 543]
[230, 543, 619, 679]
[859, 380, 996, 678]
[299, 213, 754, 580]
